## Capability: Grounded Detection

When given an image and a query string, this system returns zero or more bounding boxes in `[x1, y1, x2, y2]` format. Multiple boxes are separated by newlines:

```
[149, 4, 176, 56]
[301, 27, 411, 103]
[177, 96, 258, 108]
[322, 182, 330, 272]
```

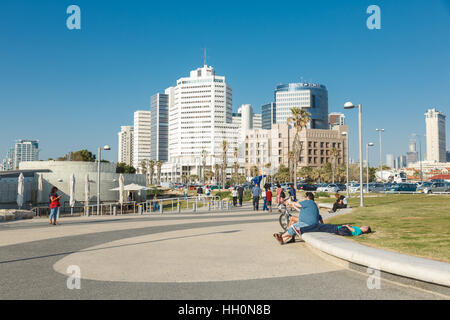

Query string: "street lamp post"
[366, 142, 375, 193]
[413, 134, 423, 182]
[344, 101, 364, 207]
[342, 132, 350, 198]
[97, 145, 111, 215]
[376, 128, 385, 174]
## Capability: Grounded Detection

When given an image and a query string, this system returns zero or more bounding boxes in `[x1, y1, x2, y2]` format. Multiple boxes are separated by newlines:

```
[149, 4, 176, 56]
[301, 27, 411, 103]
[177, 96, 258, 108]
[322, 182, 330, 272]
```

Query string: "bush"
[243, 190, 252, 202]
[315, 191, 330, 198]
[214, 191, 232, 200]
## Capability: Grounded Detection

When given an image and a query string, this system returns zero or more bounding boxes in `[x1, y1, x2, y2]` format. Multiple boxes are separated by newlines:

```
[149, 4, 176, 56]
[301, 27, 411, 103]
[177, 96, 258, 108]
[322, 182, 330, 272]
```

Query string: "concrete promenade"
[0, 205, 445, 299]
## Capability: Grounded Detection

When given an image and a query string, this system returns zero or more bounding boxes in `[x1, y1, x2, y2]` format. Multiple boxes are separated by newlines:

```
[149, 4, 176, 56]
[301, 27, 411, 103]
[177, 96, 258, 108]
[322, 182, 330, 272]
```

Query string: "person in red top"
[265, 187, 273, 213]
[49, 186, 62, 225]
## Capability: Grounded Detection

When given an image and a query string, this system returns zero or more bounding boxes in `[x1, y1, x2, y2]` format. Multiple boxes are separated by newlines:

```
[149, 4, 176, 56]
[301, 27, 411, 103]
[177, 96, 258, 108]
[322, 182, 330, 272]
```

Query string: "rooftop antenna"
[203, 48, 207, 66]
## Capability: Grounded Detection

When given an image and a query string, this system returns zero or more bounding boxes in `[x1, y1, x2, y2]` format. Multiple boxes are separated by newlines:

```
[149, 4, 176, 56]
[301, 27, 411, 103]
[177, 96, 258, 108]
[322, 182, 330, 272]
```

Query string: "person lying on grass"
[273, 223, 372, 245]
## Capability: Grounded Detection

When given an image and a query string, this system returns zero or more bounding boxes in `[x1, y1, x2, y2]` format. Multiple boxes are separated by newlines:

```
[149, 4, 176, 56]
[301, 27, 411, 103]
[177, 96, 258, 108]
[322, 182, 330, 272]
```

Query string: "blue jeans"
[287, 221, 310, 237]
[49, 207, 59, 222]
[262, 198, 268, 211]
[153, 202, 160, 212]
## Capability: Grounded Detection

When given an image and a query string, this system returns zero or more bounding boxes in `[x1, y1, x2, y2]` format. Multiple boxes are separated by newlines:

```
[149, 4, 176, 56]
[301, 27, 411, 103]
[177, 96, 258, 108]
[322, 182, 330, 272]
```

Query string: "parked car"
[368, 183, 387, 193]
[386, 183, 417, 193]
[297, 183, 317, 191]
[317, 184, 339, 193]
[420, 182, 450, 194]
[349, 184, 360, 193]
[416, 182, 433, 193]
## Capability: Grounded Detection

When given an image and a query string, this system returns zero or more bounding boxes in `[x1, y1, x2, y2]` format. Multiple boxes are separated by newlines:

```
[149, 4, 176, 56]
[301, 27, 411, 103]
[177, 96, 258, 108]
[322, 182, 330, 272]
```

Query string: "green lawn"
[325, 194, 450, 262]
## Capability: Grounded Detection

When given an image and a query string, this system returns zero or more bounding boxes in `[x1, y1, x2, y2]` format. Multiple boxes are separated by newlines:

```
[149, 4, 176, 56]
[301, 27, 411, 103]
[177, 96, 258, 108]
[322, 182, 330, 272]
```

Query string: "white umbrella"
[17, 173, 24, 209]
[85, 173, 90, 205]
[119, 174, 124, 205]
[37, 174, 43, 203]
[110, 183, 148, 191]
[69, 173, 75, 214]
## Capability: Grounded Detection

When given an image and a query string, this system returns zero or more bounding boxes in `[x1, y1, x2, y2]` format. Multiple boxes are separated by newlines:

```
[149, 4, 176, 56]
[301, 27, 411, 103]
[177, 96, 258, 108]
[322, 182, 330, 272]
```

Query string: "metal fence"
[30, 195, 233, 217]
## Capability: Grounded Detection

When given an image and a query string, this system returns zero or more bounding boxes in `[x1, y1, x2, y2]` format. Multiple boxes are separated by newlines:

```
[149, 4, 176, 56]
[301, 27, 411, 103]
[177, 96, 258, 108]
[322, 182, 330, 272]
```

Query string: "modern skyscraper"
[406, 139, 419, 166]
[425, 108, 446, 162]
[133, 110, 151, 171]
[274, 82, 329, 129]
[166, 64, 239, 165]
[117, 126, 134, 166]
[386, 154, 395, 168]
[13, 140, 39, 169]
[150, 93, 169, 161]
[0, 148, 15, 171]
[261, 102, 276, 129]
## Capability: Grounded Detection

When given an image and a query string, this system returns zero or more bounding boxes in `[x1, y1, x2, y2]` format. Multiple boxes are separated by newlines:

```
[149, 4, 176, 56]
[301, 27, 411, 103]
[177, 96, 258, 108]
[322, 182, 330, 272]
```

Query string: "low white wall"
[0, 161, 146, 205]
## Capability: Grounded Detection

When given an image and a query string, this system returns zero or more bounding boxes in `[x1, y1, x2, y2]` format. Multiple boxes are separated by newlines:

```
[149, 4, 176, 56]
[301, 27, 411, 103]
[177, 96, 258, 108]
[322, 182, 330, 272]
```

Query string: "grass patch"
[326, 194, 450, 262]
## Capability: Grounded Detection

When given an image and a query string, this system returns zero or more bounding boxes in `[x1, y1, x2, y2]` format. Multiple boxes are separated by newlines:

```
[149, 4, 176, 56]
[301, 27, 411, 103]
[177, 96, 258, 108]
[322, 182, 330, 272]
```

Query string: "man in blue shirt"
[288, 184, 297, 202]
[251, 184, 262, 211]
[274, 192, 322, 244]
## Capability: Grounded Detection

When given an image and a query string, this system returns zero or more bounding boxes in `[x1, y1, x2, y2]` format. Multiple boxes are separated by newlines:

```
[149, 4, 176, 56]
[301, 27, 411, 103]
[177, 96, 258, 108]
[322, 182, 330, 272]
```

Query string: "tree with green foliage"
[116, 162, 136, 174]
[287, 107, 311, 184]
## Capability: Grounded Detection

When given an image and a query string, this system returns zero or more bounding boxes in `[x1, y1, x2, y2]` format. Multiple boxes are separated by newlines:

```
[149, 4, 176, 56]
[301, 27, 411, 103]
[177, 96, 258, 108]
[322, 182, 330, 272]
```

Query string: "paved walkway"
[0, 206, 444, 299]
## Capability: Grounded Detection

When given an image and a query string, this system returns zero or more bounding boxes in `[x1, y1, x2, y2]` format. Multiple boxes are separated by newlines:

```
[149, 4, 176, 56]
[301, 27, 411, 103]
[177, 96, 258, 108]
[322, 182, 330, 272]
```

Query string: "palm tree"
[221, 140, 228, 189]
[214, 163, 220, 184]
[140, 160, 148, 183]
[250, 165, 259, 177]
[204, 170, 214, 183]
[287, 107, 311, 185]
[201, 149, 207, 183]
[233, 147, 239, 184]
[264, 162, 272, 183]
[330, 147, 340, 184]
[148, 160, 155, 185]
[288, 151, 295, 182]
[298, 166, 313, 182]
[156, 160, 163, 185]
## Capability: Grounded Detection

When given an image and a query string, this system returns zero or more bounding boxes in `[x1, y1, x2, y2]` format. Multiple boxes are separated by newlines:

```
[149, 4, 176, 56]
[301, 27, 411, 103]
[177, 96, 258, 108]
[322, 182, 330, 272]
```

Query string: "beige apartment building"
[244, 124, 348, 175]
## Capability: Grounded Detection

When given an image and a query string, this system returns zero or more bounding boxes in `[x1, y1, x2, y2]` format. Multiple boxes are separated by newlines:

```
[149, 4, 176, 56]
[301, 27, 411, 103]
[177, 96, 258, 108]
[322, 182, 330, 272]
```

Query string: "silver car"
[421, 182, 450, 194]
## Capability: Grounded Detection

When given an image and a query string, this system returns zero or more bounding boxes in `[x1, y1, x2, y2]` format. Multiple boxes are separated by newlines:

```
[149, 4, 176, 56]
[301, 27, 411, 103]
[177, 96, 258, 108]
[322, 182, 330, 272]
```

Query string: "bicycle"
[278, 205, 295, 231]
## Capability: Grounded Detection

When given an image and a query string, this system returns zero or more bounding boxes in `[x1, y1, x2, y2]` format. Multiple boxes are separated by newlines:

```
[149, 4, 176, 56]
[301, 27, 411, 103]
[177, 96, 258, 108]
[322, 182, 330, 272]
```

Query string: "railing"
[30, 195, 234, 217]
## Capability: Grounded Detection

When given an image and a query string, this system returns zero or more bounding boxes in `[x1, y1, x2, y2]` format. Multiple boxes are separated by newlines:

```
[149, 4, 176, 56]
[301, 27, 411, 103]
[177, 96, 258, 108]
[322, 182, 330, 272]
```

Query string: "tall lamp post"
[412, 133, 423, 182]
[342, 132, 350, 198]
[376, 128, 385, 174]
[344, 102, 364, 207]
[97, 145, 111, 215]
[366, 142, 374, 193]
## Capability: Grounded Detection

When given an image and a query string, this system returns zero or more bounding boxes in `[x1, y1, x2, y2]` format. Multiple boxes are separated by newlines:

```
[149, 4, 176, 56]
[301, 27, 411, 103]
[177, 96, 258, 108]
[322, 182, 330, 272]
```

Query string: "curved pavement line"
[0, 213, 277, 248]
[52, 221, 342, 283]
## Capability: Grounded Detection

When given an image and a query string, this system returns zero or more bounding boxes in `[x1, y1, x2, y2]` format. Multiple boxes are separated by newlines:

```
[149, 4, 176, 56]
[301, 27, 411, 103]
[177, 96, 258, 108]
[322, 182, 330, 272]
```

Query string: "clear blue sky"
[1, 0, 449, 164]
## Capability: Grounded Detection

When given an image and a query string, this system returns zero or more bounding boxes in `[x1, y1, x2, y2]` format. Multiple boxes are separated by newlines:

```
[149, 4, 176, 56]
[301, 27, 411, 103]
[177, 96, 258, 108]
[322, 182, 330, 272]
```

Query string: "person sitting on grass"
[274, 223, 372, 245]
[329, 193, 347, 213]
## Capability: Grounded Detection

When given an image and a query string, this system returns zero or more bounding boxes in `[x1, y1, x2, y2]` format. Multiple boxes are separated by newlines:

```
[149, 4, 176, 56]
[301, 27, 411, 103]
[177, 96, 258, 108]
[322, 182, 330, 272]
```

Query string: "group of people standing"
[250, 184, 273, 212]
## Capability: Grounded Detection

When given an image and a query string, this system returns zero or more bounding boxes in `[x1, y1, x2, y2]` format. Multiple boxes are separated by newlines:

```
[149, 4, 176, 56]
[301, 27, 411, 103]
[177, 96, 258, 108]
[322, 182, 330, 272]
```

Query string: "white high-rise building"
[133, 110, 151, 171]
[117, 126, 134, 167]
[166, 64, 239, 165]
[425, 108, 446, 162]
[14, 140, 39, 169]
[386, 154, 395, 168]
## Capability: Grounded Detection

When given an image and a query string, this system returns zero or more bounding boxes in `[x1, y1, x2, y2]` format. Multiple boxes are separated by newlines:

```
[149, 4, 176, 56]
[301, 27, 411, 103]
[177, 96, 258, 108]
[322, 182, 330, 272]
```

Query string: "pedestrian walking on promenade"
[232, 187, 238, 206]
[237, 185, 244, 206]
[252, 184, 262, 211]
[265, 186, 272, 213]
[49, 186, 61, 225]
